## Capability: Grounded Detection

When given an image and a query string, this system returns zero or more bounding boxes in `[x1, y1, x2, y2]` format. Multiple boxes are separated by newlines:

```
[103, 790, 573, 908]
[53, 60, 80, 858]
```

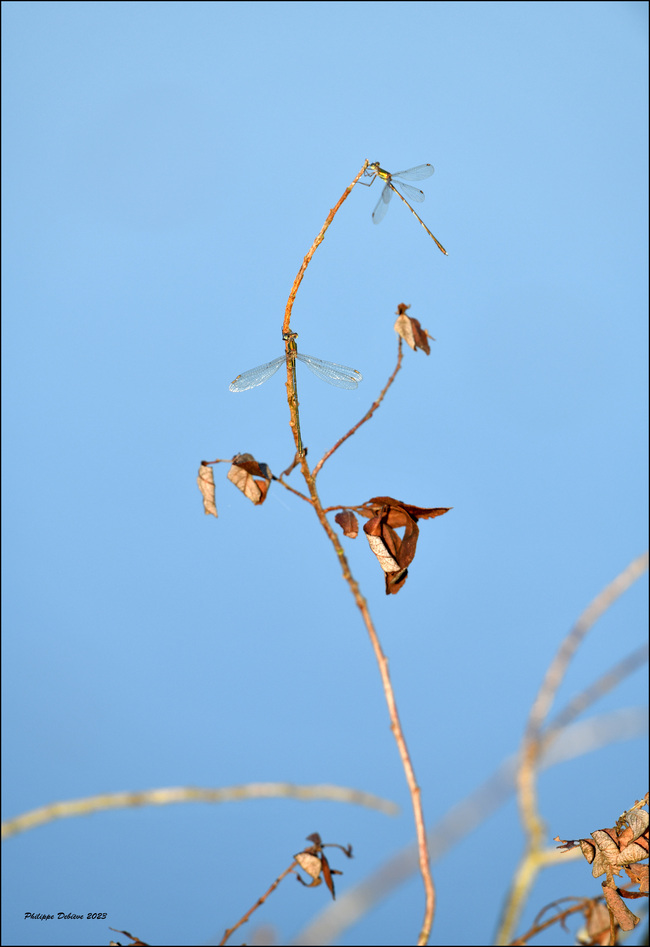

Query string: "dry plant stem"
[219, 862, 297, 946]
[523, 550, 649, 753]
[519, 550, 649, 841]
[511, 897, 597, 945]
[282, 161, 369, 460]
[279, 162, 435, 942]
[1, 783, 398, 840]
[546, 642, 648, 738]
[298, 448, 435, 945]
[275, 475, 312, 505]
[495, 550, 649, 946]
[291, 710, 645, 947]
[282, 160, 369, 336]
[312, 338, 404, 478]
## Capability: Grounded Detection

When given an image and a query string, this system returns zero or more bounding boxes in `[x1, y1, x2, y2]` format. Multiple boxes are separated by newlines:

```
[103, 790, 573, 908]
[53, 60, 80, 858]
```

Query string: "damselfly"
[361, 162, 448, 255]
[230, 332, 362, 454]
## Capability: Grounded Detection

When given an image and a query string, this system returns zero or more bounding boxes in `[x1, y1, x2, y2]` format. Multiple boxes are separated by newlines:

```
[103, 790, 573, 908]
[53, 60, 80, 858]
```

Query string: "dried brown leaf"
[364, 512, 403, 573]
[385, 567, 409, 595]
[582, 900, 611, 946]
[398, 516, 420, 569]
[625, 863, 649, 892]
[590, 827, 649, 881]
[360, 497, 452, 524]
[360, 498, 451, 595]
[197, 463, 218, 518]
[295, 852, 322, 881]
[363, 504, 418, 594]
[335, 511, 359, 538]
[625, 807, 649, 843]
[294, 833, 348, 901]
[580, 837, 598, 864]
[567, 804, 650, 937]
[394, 312, 434, 355]
[320, 853, 337, 900]
[602, 884, 640, 931]
[227, 453, 272, 505]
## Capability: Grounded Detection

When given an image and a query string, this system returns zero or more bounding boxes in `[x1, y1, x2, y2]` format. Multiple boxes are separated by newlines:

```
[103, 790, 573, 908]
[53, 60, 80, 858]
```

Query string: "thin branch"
[276, 164, 436, 942]
[282, 161, 369, 336]
[312, 337, 404, 478]
[495, 551, 649, 945]
[1, 782, 398, 840]
[511, 897, 596, 945]
[282, 161, 369, 460]
[296, 448, 436, 944]
[274, 475, 312, 504]
[524, 551, 649, 745]
[220, 861, 298, 946]
[291, 707, 647, 946]
[546, 642, 648, 737]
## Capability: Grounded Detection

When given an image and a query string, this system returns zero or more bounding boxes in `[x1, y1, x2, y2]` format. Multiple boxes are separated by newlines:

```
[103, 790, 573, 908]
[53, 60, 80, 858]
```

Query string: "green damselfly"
[361, 162, 448, 255]
[229, 332, 362, 455]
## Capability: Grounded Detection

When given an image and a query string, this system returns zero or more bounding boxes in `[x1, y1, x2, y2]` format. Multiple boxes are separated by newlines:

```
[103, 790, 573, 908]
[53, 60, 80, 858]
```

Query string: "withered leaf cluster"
[201, 307, 450, 593]
[293, 832, 353, 901]
[200, 459, 450, 594]
[556, 797, 649, 935]
[336, 497, 451, 594]
[198, 454, 274, 517]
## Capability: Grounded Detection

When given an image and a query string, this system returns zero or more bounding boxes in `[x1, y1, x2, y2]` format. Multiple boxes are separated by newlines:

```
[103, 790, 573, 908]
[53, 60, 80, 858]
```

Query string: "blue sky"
[2, 2, 647, 945]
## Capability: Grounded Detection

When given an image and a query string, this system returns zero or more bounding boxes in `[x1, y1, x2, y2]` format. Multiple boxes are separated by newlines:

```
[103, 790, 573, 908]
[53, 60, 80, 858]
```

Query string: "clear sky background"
[2, 2, 648, 945]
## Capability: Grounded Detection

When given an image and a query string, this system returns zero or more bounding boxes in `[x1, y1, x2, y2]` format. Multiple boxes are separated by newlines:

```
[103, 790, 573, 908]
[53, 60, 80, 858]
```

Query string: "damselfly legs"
[360, 162, 448, 255]
[230, 332, 362, 455]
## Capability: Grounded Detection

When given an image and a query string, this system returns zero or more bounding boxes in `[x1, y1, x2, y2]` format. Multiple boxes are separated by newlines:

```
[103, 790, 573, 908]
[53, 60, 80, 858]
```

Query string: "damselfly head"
[369, 162, 391, 183]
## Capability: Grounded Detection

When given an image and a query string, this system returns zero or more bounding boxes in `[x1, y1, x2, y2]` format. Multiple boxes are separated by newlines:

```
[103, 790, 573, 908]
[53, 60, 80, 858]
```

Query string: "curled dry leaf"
[587, 826, 649, 881]
[319, 853, 338, 900]
[363, 505, 417, 595]
[361, 497, 452, 523]
[602, 884, 640, 932]
[295, 851, 322, 881]
[617, 796, 649, 839]
[227, 453, 273, 505]
[559, 799, 649, 935]
[358, 497, 451, 595]
[294, 833, 350, 901]
[197, 463, 218, 518]
[394, 304, 434, 355]
[335, 510, 359, 538]
[365, 528, 400, 572]
[579, 899, 611, 946]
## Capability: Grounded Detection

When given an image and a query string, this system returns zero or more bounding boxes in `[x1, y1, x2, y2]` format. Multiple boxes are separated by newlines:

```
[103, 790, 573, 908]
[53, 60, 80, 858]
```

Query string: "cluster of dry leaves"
[198, 451, 450, 594]
[293, 832, 353, 900]
[336, 499, 450, 594]
[551, 795, 649, 944]
[198, 307, 450, 594]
